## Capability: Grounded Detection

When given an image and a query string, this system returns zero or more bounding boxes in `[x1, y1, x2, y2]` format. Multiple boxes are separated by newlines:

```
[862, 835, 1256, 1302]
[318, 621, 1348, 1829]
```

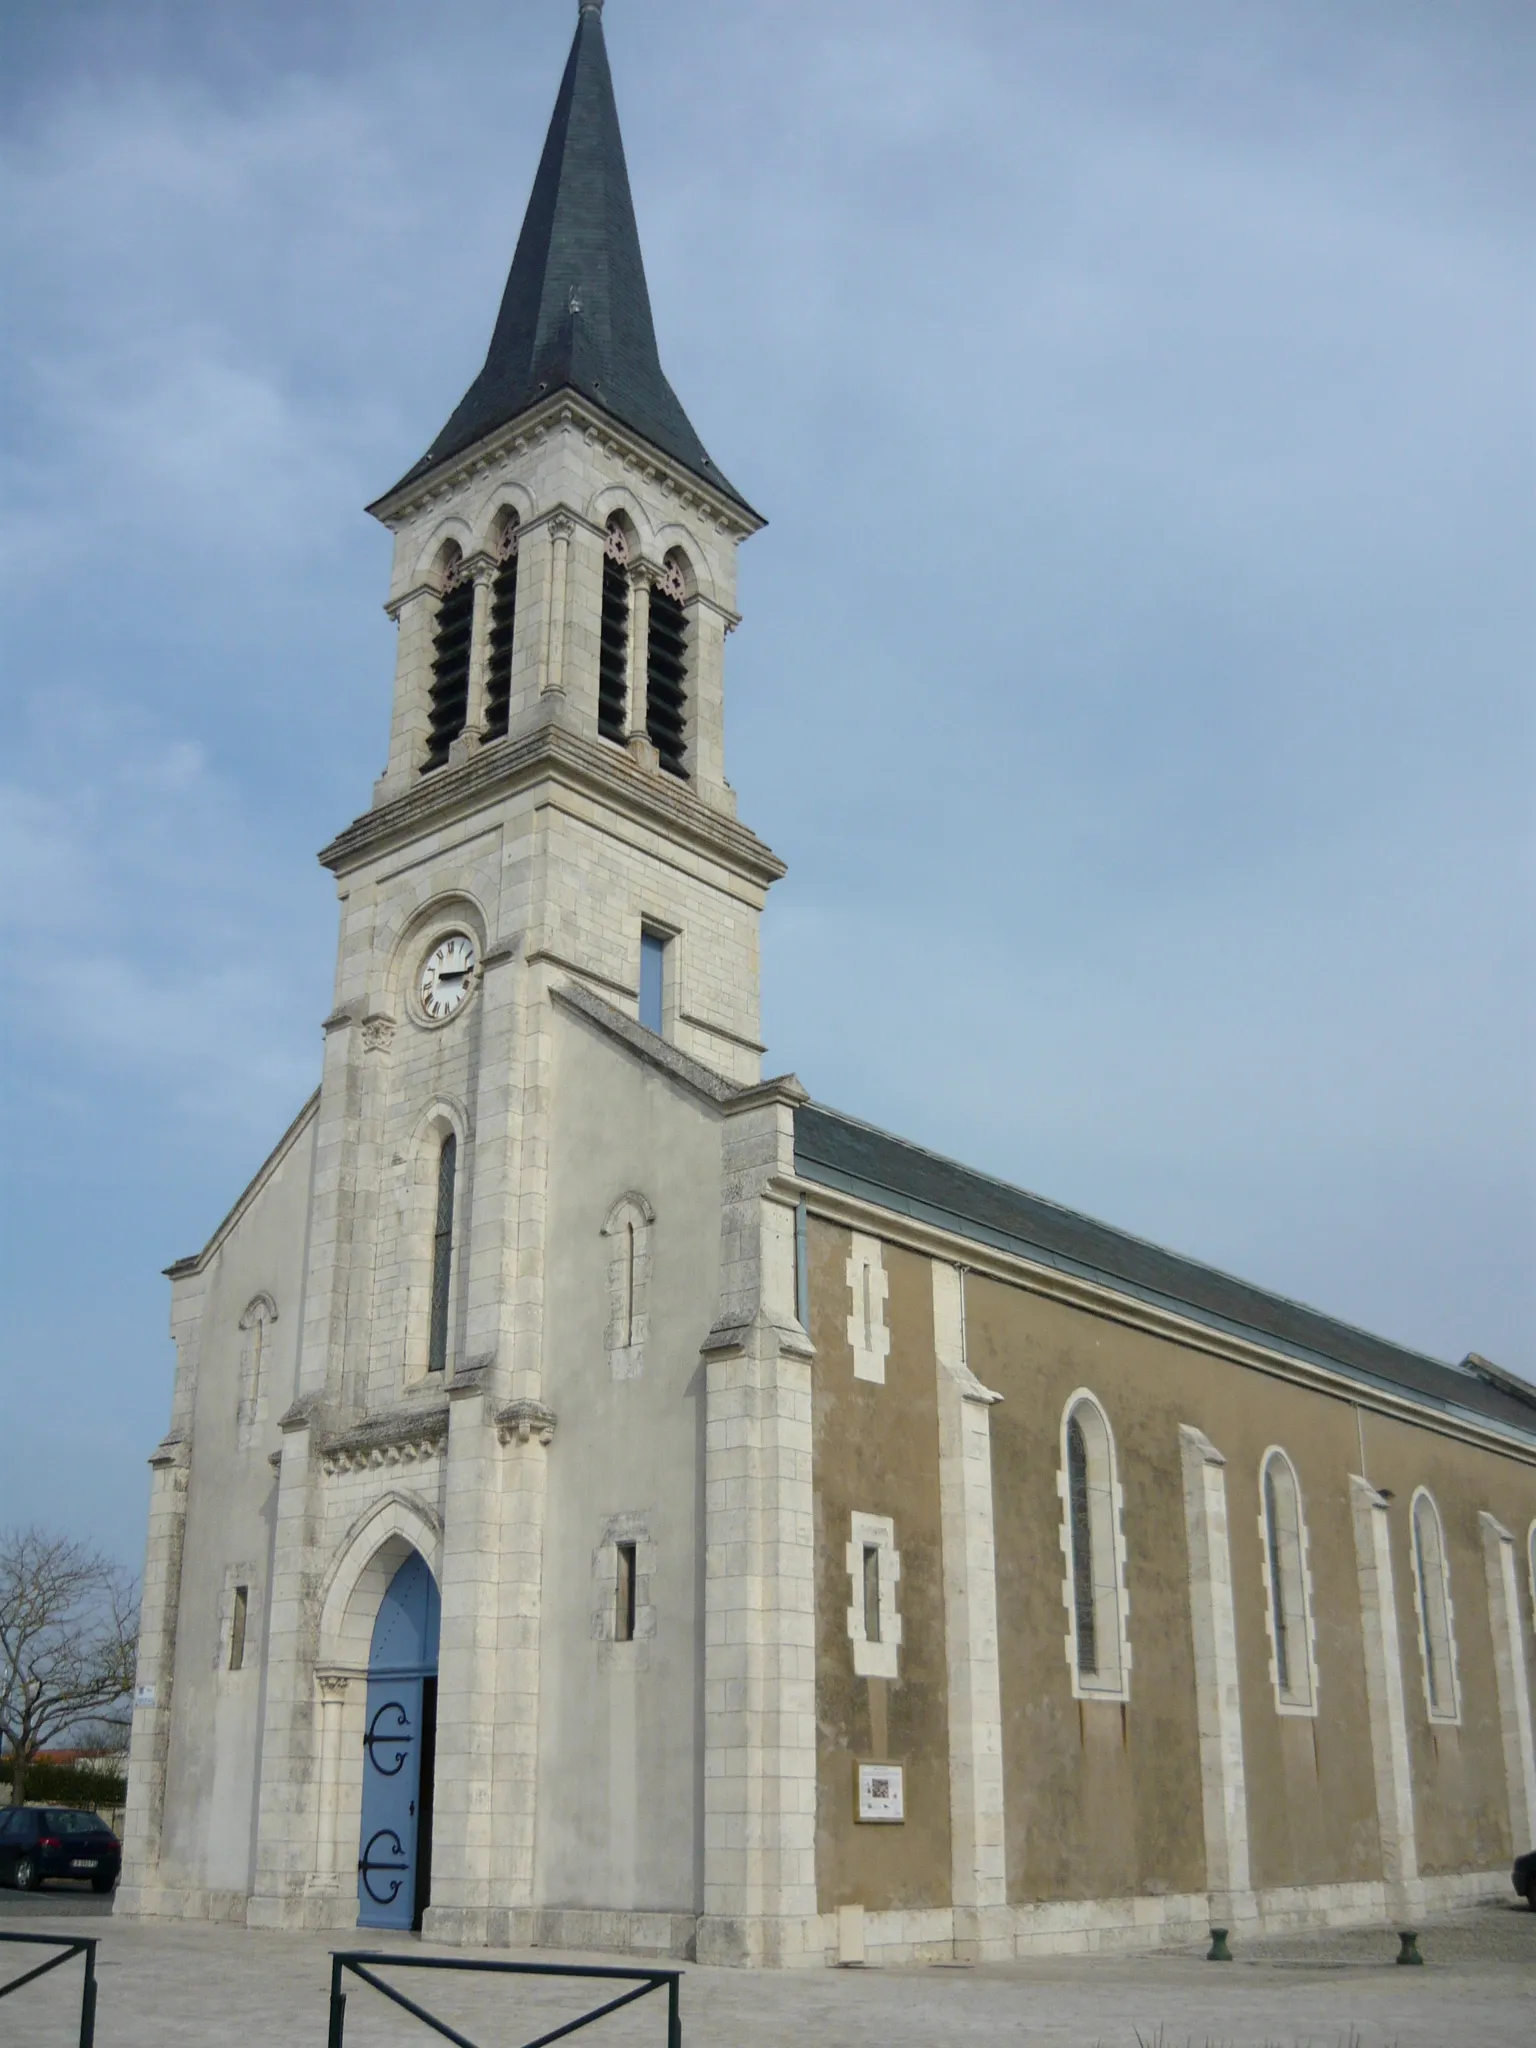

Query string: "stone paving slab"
[0, 1897, 1531, 2046]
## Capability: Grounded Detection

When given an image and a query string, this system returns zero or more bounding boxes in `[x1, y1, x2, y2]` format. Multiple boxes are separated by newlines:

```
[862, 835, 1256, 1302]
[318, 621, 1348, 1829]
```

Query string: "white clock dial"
[419, 933, 478, 1021]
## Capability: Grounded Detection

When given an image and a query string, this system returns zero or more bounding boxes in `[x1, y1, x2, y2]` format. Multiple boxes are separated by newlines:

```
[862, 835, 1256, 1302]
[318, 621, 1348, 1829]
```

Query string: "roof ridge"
[794, 1102, 1536, 1429]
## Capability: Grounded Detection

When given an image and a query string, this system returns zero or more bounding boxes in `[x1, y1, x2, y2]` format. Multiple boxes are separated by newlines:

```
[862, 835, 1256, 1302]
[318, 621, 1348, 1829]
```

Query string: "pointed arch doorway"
[357, 1550, 441, 1931]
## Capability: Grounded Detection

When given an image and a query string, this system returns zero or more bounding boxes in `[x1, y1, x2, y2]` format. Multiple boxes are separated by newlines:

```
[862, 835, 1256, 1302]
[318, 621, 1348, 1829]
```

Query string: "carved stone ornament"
[317, 1672, 350, 1700]
[441, 552, 466, 592]
[653, 558, 687, 604]
[495, 1399, 558, 1447]
[361, 1014, 396, 1054]
[549, 511, 577, 544]
[497, 520, 520, 562]
[602, 521, 630, 565]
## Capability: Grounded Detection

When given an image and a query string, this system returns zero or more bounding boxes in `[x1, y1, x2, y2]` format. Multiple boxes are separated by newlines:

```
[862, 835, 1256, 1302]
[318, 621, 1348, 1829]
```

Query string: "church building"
[118, 0, 1536, 1967]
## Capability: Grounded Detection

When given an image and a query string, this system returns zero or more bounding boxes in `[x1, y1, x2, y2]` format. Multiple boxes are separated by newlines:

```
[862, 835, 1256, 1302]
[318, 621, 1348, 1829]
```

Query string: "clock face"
[419, 933, 477, 1021]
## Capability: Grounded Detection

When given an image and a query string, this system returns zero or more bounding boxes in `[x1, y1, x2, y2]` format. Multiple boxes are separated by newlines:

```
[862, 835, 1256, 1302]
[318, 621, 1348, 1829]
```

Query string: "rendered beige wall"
[1360, 1409, 1536, 1875]
[808, 1224, 953, 1913]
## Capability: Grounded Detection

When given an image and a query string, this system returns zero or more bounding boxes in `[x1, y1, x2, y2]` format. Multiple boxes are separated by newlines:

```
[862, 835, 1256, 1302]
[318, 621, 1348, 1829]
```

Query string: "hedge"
[0, 1759, 127, 1808]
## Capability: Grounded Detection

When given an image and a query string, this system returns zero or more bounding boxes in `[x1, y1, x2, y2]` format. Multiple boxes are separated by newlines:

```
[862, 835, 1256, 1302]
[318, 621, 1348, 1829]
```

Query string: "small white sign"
[134, 1684, 156, 1709]
[856, 1761, 904, 1823]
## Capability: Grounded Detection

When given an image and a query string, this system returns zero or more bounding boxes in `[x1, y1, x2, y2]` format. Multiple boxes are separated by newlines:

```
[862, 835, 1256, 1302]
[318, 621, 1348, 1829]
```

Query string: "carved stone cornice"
[365, 392, 763, 539]
[383, 582, 439, 622]
[320, 722, 785, 890]
[361, 1013, 396, 1054]
[495, 1400, 557, 1447]
[318, 1401, 450, 1476]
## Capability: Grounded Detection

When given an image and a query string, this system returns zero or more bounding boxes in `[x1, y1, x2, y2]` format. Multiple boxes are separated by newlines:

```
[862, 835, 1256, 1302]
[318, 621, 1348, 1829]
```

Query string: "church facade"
[118, 0, 1536, 1967]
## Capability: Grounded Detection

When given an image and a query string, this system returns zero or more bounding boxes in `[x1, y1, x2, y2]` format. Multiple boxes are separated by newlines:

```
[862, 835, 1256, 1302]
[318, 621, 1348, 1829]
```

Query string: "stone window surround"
[1056, 1389, 1132, 1703]
[635, 915, 682, 1040]
[236, 1293, 277, 1452]
[400, 1101, 470, 1390]
[846, 1511, 902, 1680]
[1408, 1485, 1461, 1726]
[1257, 1445, 1320, 1716]
[845, 1232, 891, 1386]
[215, 1565, 261, 1682]
[591, 1512, 657, 1654]
[602, 1190, 654, 1382]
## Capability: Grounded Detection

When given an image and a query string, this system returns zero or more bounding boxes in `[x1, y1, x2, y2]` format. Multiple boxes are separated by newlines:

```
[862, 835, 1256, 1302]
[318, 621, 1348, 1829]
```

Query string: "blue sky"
[2, 0, 1532, 1567]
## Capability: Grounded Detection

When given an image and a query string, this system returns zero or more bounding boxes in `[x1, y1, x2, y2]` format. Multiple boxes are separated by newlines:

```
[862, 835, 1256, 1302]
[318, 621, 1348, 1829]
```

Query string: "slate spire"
[394, 0, 745, 508]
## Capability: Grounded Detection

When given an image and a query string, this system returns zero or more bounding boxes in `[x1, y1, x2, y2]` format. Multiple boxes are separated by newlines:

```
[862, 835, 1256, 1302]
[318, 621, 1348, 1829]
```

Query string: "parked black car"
[0, 1807, 121, 1893]
[1515, 1848, 1536, 1910]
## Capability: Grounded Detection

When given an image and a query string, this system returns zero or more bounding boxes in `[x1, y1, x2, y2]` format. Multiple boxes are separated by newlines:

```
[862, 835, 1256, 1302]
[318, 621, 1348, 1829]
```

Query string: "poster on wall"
[856, 1761, 905, 1823]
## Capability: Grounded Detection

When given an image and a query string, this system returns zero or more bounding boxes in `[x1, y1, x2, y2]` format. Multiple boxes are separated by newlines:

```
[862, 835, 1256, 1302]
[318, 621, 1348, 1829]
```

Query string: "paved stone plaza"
[2, 1895, 1532, 2045]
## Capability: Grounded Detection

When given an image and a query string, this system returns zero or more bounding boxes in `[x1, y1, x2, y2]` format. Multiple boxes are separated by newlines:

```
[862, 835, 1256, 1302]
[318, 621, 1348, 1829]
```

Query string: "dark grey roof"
[385, 3, 751, 512]
[795, 1102, 1536, 1442]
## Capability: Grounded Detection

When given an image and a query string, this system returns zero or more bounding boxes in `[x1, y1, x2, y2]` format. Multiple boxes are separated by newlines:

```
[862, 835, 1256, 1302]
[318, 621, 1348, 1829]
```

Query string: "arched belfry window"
[646, 552, 690, 778]
[482, 514, 519, 742]
[424, 546, 474, 772]
[1259, 1449, 1317, 1712]
[1410, 1487, 1460, 1722]
[1058, 1392, 1130, 1699]
[599, 517, 631, 745]
[427, 1132, 457, 1374]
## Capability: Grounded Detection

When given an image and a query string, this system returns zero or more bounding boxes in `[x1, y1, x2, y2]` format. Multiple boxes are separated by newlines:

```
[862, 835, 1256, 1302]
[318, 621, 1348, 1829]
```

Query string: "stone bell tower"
[244, 0, 788, 1945]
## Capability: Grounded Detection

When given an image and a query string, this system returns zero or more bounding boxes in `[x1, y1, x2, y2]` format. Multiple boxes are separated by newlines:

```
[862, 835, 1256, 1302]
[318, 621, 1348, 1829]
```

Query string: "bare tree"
[0, 1528, 138, 1807]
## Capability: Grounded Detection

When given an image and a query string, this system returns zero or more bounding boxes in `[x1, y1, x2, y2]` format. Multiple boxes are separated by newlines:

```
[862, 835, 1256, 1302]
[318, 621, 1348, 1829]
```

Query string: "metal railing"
[0, 1930, 98, 2048]
[327, 1951, 682, 2048]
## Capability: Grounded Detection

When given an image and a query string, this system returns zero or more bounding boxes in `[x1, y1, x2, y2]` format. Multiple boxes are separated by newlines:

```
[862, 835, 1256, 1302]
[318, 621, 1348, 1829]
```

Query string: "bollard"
[1395, 1929, 1423, 1966]
[1206, 1927, 1233, 1962]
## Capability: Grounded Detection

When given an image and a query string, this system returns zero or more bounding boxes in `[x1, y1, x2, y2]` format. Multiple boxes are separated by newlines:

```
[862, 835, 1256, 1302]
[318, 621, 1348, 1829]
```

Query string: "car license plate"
[71, 1859, 97, 1870]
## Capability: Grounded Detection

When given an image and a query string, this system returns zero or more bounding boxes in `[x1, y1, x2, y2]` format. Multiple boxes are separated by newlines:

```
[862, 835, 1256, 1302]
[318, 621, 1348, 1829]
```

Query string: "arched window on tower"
[482, 514, 519, 741]
[423, 546, 474, 772]
[602, 1191, 654, 1381]
[599, 517, 631, 744]
[1410, 1487, 1459, 1722]
[427, 1132, 458, 1374]
[1059, 1392, 1130, 1699]
[1260, 1449, 1317, 1711]
[647, 551, 690, 778]
[236, 1293, 277, 1452]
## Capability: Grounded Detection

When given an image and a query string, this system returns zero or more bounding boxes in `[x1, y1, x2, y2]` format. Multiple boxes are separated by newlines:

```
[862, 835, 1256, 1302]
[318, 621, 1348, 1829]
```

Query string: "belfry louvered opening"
[483, 519, 519, 741]
[599, 519, 630, 744]
[423, 555, 474, 772]
[646, 556, 690, 778]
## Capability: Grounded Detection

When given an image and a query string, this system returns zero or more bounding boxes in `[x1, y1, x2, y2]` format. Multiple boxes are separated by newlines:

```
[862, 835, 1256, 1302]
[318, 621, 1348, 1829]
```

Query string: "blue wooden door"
[357, 1553, 440, 1931]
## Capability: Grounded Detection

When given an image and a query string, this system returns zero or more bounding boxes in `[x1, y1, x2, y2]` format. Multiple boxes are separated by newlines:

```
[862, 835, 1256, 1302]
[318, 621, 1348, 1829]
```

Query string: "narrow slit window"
[1260, 1449, 1315, 1709]
[599, 520, 630, 744]
[427, 1133, 457, 1374]
[622, 1221, 636, 1347]
[646, 558, 690, 778]
[1067, 1415, 1098, 1676]
[423, 557, 474, 772]
[1412, 1489, 1458, 1720]
[615, 1542, 638, 1644]
[639, 929, 666, 1034]
[482, 520, 518, 741]
[1265, 1462, 1291, 1696]
[1060, 1393, 1128, 1697]
[863, 1546, 882, 1645]
[229, 1585, 248, 1672]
